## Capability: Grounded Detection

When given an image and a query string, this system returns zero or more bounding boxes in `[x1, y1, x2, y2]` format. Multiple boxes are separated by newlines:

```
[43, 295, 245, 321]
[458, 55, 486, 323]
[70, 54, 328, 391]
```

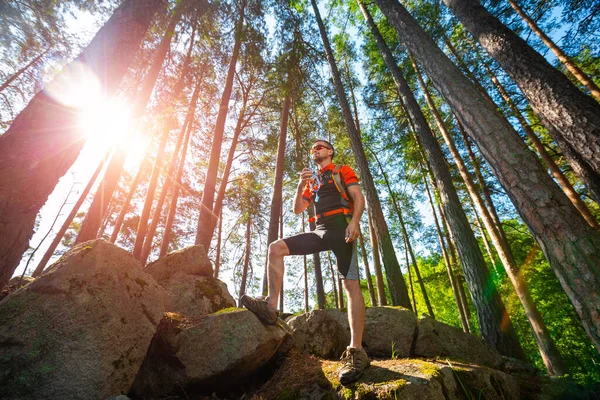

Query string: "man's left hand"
[345, 220, 360, 243]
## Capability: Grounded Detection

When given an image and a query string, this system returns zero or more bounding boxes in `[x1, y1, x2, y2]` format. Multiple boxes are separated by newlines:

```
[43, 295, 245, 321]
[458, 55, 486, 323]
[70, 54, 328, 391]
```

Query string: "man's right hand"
[298, 167, 313, 187]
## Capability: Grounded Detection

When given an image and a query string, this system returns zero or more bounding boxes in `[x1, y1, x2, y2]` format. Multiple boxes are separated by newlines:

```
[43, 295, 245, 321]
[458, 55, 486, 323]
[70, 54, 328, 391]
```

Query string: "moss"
[341, 387, 354, 399]
[214, 307, 241, 315]
[278, 387, 301, 399]
[195, 278, 220, 297]
[411, 359, 441, 378]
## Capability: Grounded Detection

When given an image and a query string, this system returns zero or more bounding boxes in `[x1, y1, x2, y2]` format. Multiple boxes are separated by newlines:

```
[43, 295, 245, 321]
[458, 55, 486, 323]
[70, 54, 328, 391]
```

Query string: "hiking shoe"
[240, 294, 278, 325]
[338, 346, 370, 385]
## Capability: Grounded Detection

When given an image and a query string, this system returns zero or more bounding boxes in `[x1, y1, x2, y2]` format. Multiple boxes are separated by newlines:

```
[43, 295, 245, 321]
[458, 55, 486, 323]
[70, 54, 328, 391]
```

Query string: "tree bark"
[196, 0, 246, 249]
[442, 0, 600, 180]
[214, 209, 223, 279]
[507, 0, 600, 102]
[308, 204, 326, 309]
[366, 0, 524, 357]
[311, 0, 411, 308]
[359, 229, 377, 306]
[263, 95, 291, 295]
[367, 211, 387, 306]
[375, 0, 600, 354]
[238, 217, 251, 307]
[303, 213, 309, 312]
[328, 251, 339, 308]
[404, 241, 417, 314]
[0, 0, 163, 286]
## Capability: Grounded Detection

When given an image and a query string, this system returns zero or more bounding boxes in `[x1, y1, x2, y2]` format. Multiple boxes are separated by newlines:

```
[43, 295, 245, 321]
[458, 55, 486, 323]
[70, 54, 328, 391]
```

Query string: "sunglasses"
[312, 144, 331, 151]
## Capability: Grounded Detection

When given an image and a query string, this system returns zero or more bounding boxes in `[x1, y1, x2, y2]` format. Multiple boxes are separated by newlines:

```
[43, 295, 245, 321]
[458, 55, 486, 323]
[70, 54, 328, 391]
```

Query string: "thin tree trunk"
[338, 271, 345, 309]
[369, 146, 435, 317]
[159, 110, 196, 256]
[308, 204, 326, 309]
[0, 48, 50, 93]
[140, 83, 202, 264]
[442, 0, 600, 179]
[196, 0, 246, 249]
[303, 213, 309, 313]
[365, 0, 523, 357]
[279, 202, 284, 311]
[367, 211, 387, 306]
[32, 153, 111, 277]
[328, 251, 339, 308]
[263, 95, 291, 295]
[405, 242, 417, 314]
[375, 0, 600, 354]
[312, 0, 411, 308]
[507, 0, 600, 102]
[238, 217, 251, 307]
[214, 209, 222, 279]
[359, 229, 377, 307]
[420, 160, 470, 331]
[109, 155, 149, 243]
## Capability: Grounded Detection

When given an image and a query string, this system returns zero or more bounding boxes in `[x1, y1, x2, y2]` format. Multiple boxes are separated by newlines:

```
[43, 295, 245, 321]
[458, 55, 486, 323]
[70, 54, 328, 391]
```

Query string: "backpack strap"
[332, 165, 353, 211]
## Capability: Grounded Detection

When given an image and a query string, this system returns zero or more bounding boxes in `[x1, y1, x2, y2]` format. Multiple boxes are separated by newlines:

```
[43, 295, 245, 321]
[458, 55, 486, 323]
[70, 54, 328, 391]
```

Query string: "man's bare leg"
[265, 239, 290, 310]
[343, 278, 365, 348]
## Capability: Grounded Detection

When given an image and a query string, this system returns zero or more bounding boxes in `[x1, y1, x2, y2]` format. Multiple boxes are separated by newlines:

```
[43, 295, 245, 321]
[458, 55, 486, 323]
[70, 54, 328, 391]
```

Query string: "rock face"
[325, 307, 417, 358]
[253, 350, 521, 400]
[288, 310, 347, 359]
[130, 309, 290, 398]
[414, 315, 503, 368]
[0, 240, 166, 400]
[144, 246, 234, 317]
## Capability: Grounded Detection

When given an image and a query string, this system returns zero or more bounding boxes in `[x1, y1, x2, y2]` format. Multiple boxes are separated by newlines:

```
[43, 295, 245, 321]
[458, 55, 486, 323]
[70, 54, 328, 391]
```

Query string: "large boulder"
[252, 352, 520, 400]
[414, 315, 503, 368]
[130, 309, 290, 398]
[326, 306, 417, 358]
[144, 246, 234, 317]
[0, 240, 166, 400]
[288, 310, 347, 359]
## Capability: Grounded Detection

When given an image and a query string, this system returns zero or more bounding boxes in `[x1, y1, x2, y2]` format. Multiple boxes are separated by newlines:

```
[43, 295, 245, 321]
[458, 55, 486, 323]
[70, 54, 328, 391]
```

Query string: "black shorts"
[283, 215, 359, 280]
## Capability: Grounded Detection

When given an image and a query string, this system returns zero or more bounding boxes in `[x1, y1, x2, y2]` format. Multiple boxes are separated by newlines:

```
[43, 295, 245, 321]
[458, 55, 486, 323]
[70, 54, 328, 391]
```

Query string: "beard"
[312, 153, 326, 164]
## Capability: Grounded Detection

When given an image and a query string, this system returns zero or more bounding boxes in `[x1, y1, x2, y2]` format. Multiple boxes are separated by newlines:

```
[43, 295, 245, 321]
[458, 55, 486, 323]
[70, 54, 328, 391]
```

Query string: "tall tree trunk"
[303, 213, 309, 312]
[364, 0, 524, 357]
[109, 155, 149, 243]
[196, 1, 246, 249]
[32, 153, 110, 277]
[76, 2, 184, 245]
[404, 242, 417, 314]
[507, 0, 600, 102]
[139, 83, 202, 264]
[279, 203, 284, 311]
[458, 37, 598, 227]
[311, 0, 411, 308]
[359, 229, 377, 306]
[308, 204, 326, 309]
[263, 95, 291, 295]
[420, 160, 470, 331]
[0, 48, 50, 93]
[238, 217, 251, 307]
[442, 0, 600, 179]
[159, 110, 196, 256]
[369, 146, 435, 317]
[375, 0, 600, 353]
[0, 0, 163, 286]
[367, 211, 387, 306]
[214, 209, 223, 279]
[328, 251, 339, 308]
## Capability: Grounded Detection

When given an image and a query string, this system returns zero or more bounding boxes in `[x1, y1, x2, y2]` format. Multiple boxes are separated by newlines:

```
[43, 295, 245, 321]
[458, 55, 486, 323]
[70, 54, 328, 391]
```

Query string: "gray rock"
[130, 309, 289, 398]
[144, 245, 213, 283]
[414, 315, 503, 368]
[0, 240, 166, 400]
[288, 310, 347, 359]
[325, 306, 417, 358]
[144, 246, 233, 317]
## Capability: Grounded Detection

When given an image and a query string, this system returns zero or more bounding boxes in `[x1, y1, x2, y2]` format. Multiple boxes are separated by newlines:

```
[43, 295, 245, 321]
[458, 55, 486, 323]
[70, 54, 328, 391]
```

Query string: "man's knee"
[343, 278, 361, 295]
[268, 239, 290, 258]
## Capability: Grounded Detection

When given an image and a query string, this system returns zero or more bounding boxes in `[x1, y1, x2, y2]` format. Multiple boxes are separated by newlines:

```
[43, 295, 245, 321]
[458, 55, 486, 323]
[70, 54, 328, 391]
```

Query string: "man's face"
[311, 141, 332, 163]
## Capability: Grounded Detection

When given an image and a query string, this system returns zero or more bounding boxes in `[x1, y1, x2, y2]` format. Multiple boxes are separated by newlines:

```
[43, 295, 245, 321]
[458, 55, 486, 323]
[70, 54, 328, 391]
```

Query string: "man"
[241, 139, 369, 385]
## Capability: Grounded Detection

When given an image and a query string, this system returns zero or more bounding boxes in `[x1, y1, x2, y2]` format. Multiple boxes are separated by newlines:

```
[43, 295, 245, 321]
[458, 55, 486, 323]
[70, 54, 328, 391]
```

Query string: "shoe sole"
[240, 295, 278, 325]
